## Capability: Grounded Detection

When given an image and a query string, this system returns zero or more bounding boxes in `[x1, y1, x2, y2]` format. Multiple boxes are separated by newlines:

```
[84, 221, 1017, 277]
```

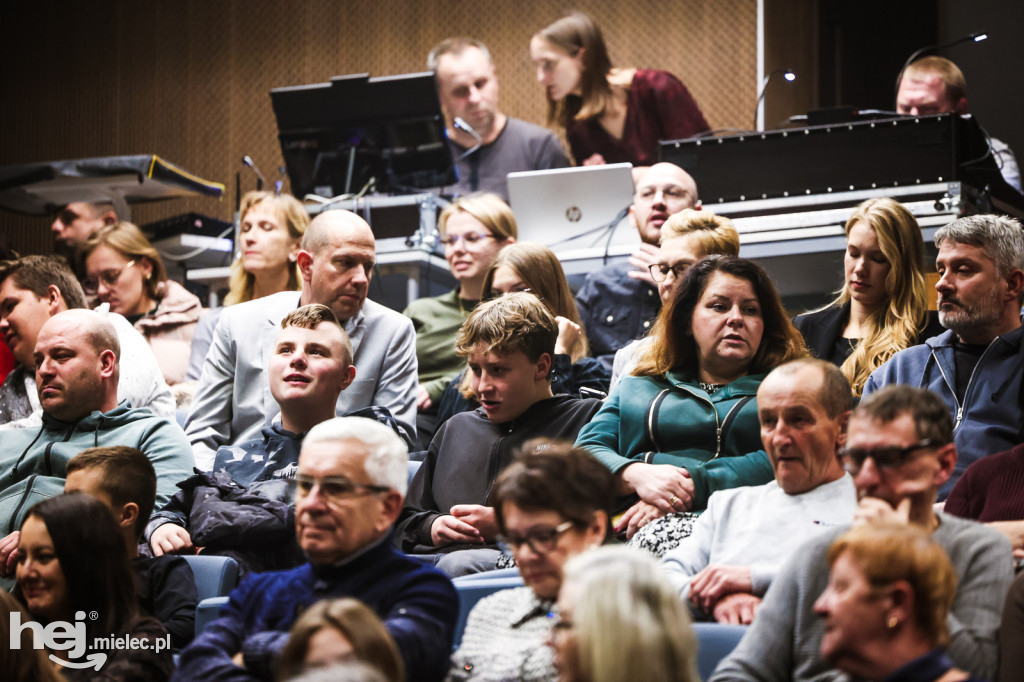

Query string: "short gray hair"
[427, 37, 492, 72]
[934, 214, 1024, 279]
[302, 417, 409, 496]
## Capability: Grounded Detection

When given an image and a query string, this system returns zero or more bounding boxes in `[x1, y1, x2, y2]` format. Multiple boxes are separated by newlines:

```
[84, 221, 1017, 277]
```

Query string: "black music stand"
[270, 72, 456, 198]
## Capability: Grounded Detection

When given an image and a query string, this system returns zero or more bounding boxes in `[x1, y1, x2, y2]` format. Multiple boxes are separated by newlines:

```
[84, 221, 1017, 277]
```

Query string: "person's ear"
[835, 410, 851, 450]
[1004, 269, 1024, 303]
[45, 285, 65, 314]
[98, 349, 117, 378]
[535, 352, 552, 381]
[296, 251, 314, 283]
[953, 97, 968, 115]
[885, 580, 915, 627]
[376, 490, 403, 531]
[586, 509, 608, 545]
[338, 365, 356, 392]
[119, 502, 139, 532]
[933, 443, 958, 488]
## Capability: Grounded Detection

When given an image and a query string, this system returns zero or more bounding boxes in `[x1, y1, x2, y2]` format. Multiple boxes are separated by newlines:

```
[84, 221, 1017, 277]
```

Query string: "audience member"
[429, 38, 568, 200]
[185, 209, 418, 468]
[450, 440, 615, 680]
[1, 587, 64, 682]
[0, 309, 193, 577]
[148, 304, 356, 575]
[65, 446, 198, 650]
[794, 197, 944, 395]
[51, 200, 119, 251]
[16, 494, 173, 680]
[576, 256, 806, 553]
[552, 545, 699, 682]
[286, 662, 390, 682]
[404, 193, 516, 416]
[711, 385, 1012, 681]
[897, 56, 1020, 192]
[611, 208, 740, 387]
[530, 11, 709, 167]
[175, 417, 457, 682]
[814, 523, 977, 682]
[81, 221, 205, 389]
[944, 442, 1024, 557]
[435, 242, 610, 427]
[662, 359, 856, 623]
[398, 293, 602, 576]
[187, 190, 310, 382]
[0, 254, 174, 427]
[863, 214, 1024, 497]
[277, 597, 404, 682]
[575, 162, 699, 370]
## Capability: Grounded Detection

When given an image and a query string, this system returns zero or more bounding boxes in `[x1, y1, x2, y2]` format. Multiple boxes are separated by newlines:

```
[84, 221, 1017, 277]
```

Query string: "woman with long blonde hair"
[794, 198, 943, 395]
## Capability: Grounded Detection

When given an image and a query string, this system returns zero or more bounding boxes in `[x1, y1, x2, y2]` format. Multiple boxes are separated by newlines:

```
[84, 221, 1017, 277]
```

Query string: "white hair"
[302, 417, 409, 496]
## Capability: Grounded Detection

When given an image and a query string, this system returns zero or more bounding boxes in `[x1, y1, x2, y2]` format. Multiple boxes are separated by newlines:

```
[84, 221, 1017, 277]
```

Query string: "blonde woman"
[551, 546, 699, 682]
[794, 197, 943, 396]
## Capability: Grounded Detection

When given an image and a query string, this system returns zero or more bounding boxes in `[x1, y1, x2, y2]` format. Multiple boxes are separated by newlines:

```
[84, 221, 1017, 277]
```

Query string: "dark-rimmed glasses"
[496, 520, 574, 556]
[290, 474, 391, 504]
[83, 260, 136, 295]
[648, 262, 690, 283]
[838, 439, 937, 475]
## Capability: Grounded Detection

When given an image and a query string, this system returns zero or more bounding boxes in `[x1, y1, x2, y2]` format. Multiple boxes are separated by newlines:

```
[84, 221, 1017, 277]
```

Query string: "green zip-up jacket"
[574, 371, 773, 510]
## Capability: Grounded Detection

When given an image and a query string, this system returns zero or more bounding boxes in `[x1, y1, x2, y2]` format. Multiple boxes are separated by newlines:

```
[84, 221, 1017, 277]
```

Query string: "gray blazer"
[184, 291, 417, 469]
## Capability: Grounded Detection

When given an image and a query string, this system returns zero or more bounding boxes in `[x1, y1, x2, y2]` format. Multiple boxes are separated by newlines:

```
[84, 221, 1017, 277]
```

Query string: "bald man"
[575, 162, 700, 369]
[185, 210, 418, 468]
[0, 310, 193, 573]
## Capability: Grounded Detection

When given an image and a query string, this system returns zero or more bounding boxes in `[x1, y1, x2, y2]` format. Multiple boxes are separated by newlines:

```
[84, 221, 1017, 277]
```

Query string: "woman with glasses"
[433, 242, 611, 429]
[404, 193, 516, 445]
[551, 545, 698, 682]
[82, 222, 204, 388]
[575, 256, 807, 555]
[529, 11, 709, 168]
[610, 209, 740, 389]
[793, 197, 944, 396]
[813, 523, 981, 682]
[448, 441, 614, 681]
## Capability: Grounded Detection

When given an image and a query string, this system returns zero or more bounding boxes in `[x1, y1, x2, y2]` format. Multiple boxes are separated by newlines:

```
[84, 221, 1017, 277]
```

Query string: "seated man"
[610, 208, 740, 387]
[0, 309, 193, 575]
[863, 214, 1024, 497]
[429, 37, 568, 200]
[147, 304, 357, 575]
[576, 162, 699, 370]
[0, 255, 174, 427]
[186, 209, 418, 468]
[396, 292, 602, 577]
[662, 359, 856, 623]
[175, 416, 458, 682]
[711, 385, 1012, 682]
[64, 445, 198, 650]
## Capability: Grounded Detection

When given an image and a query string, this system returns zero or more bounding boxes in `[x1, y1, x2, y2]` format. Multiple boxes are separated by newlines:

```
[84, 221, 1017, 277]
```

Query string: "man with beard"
[863, 214, 1024, 498]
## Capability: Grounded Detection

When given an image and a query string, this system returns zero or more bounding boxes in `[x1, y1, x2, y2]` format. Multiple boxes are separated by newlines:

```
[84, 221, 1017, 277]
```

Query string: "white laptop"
[507, 163, 638, 250]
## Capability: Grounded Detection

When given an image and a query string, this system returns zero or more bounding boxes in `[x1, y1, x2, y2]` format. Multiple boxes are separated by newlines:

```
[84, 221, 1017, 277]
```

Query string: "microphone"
[895, 31, 988, 94]
[453, 117, 483, 159]
[242, 155, 266, 191]
[753, 69, 796, 131]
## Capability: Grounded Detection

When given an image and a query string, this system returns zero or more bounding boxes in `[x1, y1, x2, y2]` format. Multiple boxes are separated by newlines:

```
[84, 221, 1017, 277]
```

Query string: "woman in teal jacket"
[575, 256, 807, 544]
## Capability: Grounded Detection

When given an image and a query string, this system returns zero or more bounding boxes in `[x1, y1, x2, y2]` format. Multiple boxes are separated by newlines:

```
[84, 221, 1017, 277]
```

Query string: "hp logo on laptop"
[565, 206, 582, 222]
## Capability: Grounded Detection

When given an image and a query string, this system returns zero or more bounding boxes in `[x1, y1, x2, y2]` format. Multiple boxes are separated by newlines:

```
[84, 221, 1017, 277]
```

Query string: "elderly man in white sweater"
[663, 358, 856, 624]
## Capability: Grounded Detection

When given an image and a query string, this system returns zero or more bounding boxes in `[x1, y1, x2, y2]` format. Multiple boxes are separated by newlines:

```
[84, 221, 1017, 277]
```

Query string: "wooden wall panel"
[0, 0, 757, 257]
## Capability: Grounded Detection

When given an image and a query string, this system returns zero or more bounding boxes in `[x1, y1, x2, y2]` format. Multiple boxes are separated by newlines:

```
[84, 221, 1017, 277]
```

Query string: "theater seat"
[181, 555, 239, 636]
[451, 571, 525, 648]
[693, 623, 749, 680]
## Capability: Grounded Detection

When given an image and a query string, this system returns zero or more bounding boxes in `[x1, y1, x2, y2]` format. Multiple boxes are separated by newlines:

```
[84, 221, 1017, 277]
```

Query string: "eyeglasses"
[440, 231, 495, 248]
[83, 260, 135, 295]
[487, 287, 532, 299]
[496, 520, 575, 556]
[838, 440, 937, 475]
[290, 474, 391, 503]
[648, 262, 690, 283]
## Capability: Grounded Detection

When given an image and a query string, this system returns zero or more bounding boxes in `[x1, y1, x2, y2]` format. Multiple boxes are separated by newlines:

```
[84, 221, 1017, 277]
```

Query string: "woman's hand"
[615, 500, 664, 540]
[581, 153, 607, 166]
[621, 462, 694, 513]
[416, 385, 432, 410]
[554, 316, 583, 356]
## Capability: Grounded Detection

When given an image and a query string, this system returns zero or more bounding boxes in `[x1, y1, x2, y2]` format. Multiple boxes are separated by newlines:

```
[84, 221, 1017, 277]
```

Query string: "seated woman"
[449, 440, 615, 681]
[1, 588, 63, 682]
[404, 194, 516, 444]
[277, 598, 404, 682]
[186, 190, 309, 381]
[434, 242, 610, 427]
[551, 545, 699, 682]
[530, 11, 709, 167]
[82, 222, 204, 389]
[16, 493, 173, 681]
[794, 197, 943, 396]
[575, 256, 807, 552]
[814, 523, 980, 682]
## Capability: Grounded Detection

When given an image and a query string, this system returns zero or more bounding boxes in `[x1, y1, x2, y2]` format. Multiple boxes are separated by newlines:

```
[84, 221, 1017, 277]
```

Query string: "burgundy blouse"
[566, 69, 710, 166]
